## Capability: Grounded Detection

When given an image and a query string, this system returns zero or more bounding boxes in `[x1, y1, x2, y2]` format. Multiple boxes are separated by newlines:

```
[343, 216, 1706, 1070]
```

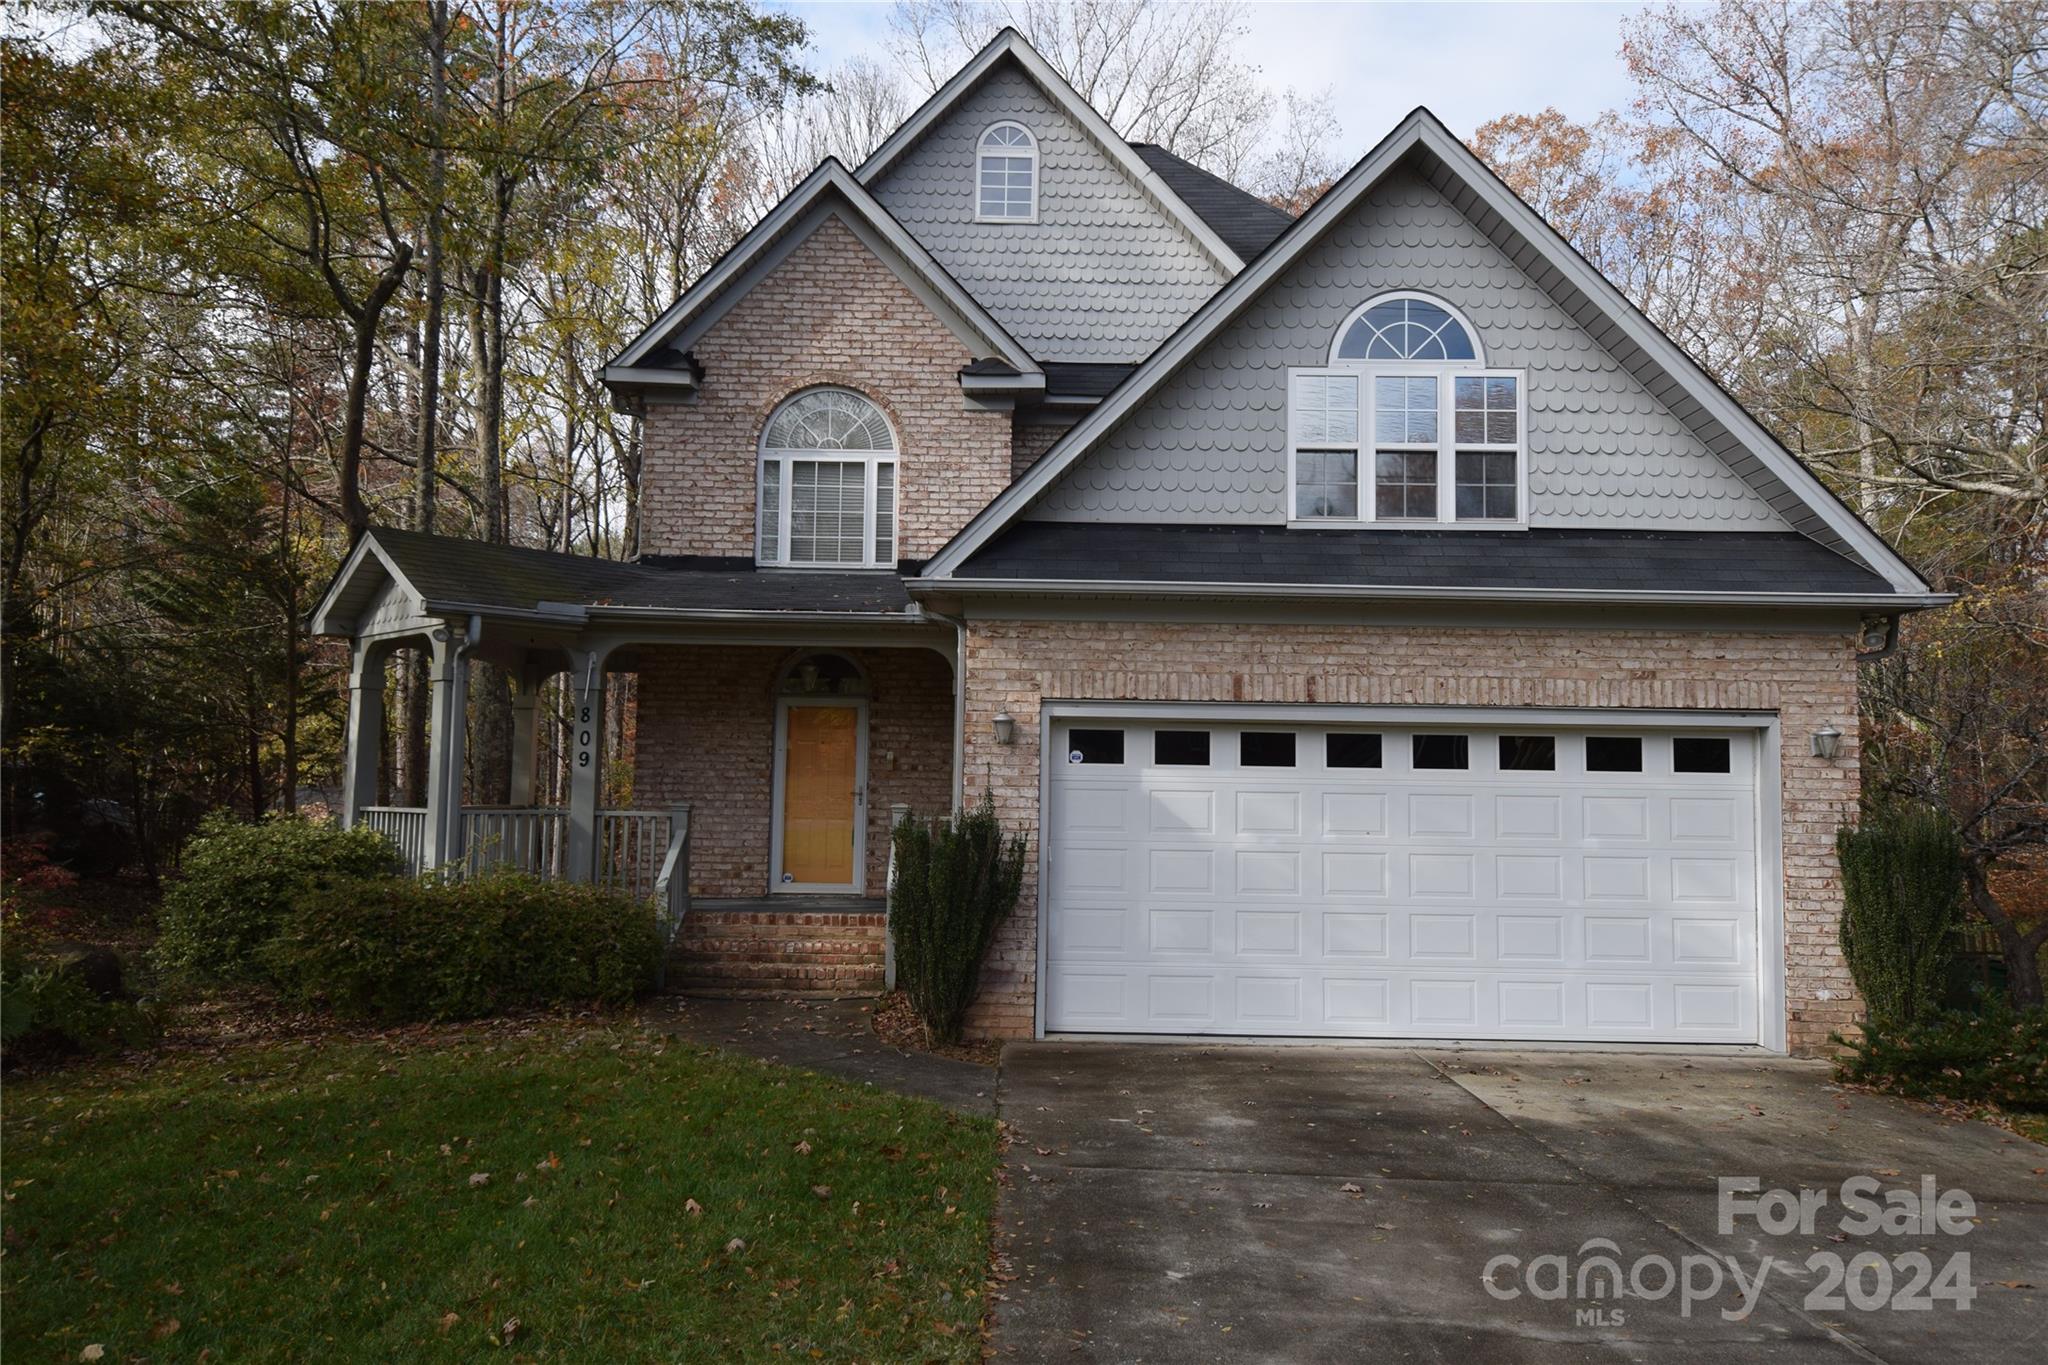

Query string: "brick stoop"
[670, 908, 887, 998]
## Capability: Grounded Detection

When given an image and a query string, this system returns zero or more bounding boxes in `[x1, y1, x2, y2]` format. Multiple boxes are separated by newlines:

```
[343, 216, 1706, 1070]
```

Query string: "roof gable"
[607, 160, 1038, 394]
[920, 109, 1934, 596]
[857, 30, 1243, 280]
[1028, 165, 1789, 530]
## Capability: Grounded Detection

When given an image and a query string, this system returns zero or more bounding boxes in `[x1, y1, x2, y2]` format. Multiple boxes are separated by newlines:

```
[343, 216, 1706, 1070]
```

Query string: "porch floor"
[691, 896, 885, 915]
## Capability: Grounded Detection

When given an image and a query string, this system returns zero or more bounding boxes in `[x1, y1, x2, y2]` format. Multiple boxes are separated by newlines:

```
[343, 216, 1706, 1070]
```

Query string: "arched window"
[758, 389, 898, 568]
[977, 121, 1038, 222]
[1289, 292, 1524, 526]
[776, 651, 870, 697]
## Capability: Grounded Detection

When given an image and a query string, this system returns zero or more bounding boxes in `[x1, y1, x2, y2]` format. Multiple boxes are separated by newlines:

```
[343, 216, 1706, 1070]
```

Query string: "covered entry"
[1041, 709, 1771, 1044]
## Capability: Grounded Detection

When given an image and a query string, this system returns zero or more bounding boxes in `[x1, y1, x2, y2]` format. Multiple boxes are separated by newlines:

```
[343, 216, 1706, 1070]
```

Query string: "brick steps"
[670, 908, 886, 998]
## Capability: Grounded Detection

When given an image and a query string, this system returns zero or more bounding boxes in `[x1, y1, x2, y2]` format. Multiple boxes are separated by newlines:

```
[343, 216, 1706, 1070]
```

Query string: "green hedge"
[1835, 1004, 2048, 1112]
[263, 870, 661, 1021]
[155, 814, 400, 985]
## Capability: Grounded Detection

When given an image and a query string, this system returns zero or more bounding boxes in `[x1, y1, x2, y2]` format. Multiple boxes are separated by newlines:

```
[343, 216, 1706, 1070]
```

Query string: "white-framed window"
[1287, 292, 1527, 527]
[976, 121, 1038, 222]
[757, 388, 898, 568]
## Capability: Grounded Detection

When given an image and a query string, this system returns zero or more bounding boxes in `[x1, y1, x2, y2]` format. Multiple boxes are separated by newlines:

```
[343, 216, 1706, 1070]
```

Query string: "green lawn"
[2, 1025, 999, 1362]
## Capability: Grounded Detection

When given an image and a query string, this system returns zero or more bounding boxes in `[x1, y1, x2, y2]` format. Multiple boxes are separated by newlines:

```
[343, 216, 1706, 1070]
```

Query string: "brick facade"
[632, 644, 954, 897]
[1010, 415, 1074, 479]
[952, 618, 1863, 1055]
[637, 215, 1014, 561]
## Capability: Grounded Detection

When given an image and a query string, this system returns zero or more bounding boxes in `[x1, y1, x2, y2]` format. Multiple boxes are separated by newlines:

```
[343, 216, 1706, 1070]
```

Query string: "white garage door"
[1044, 717, 1762, 1043]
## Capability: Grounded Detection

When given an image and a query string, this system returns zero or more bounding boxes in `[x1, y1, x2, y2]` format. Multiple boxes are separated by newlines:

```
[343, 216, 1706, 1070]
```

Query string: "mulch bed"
[871, 990, 1002, 1067]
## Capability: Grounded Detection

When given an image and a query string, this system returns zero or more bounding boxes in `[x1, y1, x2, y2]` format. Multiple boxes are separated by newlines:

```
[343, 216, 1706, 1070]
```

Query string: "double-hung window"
[757, 389, 898, 568]
[1288, 293, 1526, 527]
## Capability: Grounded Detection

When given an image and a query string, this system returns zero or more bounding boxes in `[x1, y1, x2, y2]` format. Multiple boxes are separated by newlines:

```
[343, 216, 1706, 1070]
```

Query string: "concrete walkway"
[644, 996, 996, 1116]
[992, 1043, 2047, 1362]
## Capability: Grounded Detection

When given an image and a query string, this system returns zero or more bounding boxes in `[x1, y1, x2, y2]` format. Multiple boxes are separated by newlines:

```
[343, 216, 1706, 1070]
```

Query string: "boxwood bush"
[263, 870, 661, 1021]
[155, 814, 400, 984]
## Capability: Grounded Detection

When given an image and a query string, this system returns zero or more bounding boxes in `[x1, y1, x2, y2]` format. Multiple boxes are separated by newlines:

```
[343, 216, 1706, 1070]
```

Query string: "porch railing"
[598, 809, 675, 902]
[651, 806, 692, 987]
[353, 803, 692, 958]
[462, 806, 570, 880]
[361, 806, 429, 875]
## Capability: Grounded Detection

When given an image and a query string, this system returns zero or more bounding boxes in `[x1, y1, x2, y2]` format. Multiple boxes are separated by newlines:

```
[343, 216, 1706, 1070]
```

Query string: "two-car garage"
[1041, 711, 1772, 1045]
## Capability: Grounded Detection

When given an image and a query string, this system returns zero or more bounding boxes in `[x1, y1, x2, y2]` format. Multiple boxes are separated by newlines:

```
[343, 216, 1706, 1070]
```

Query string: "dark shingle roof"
[953, 523, 1897, 596]
[1042, 361, 1138, 400]
[1130, 143, 1295, 261]
[367, 528, 911, 616]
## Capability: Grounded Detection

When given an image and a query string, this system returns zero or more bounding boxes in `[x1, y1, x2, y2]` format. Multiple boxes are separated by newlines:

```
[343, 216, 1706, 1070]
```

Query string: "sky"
[769, 1, 1653, 163]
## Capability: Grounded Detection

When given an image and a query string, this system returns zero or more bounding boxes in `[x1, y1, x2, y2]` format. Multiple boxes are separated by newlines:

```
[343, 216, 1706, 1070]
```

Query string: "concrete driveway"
[993, 1044, 2046, 1362]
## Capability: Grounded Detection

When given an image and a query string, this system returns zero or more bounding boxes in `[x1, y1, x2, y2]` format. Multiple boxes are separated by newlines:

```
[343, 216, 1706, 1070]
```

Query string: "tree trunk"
[339, 249, 414, 541]
[1965, 861, 2045, 1010]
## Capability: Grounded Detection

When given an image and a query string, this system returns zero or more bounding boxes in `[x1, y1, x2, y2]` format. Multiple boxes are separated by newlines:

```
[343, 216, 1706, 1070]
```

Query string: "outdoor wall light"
[992, 711, 1016, 745]
[1811, 725, 1843, 760]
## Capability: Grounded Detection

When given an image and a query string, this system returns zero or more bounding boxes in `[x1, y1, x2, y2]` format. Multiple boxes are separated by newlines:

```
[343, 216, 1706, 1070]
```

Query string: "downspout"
[911, 602, 968, 814]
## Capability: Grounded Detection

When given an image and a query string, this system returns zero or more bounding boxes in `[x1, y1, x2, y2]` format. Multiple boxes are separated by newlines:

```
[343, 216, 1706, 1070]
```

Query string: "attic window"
[1290, 292, 1526, 528]
[977, 122, 1038, 222]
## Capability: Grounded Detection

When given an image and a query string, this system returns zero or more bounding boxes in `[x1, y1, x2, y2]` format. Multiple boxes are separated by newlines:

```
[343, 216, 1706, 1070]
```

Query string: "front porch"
[311, 530, 961, 990]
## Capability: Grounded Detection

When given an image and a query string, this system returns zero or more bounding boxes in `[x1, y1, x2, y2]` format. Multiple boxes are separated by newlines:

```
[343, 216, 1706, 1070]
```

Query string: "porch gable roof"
[309, 528, 914, 638]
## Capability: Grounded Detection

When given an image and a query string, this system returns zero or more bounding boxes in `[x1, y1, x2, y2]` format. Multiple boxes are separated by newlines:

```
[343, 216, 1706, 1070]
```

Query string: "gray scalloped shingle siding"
[868, 65, 1225, 363]
[1029, 169, 1788, 529]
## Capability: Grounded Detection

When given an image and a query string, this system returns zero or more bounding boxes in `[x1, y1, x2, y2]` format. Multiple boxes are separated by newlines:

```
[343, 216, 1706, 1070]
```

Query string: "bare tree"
[749, 56, 912, 207]
[1622, 0, 2048, 515]
[1248, 87, 1342, 215]
[889, 0, 1269, 177]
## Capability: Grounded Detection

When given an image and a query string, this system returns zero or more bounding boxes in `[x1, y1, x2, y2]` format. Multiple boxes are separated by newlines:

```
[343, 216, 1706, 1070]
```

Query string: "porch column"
[508, 662, 541, 807]
[341, 640, 388, 829]
[422, 624, 470, 870]
[564, 647, 607, 883]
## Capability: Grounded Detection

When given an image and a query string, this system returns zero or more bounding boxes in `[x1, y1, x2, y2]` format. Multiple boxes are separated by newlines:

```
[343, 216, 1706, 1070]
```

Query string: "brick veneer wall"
[1010, 416, 1074, 480]
[955, 619, 1864, 1054]
[633, 644, 954, 897]
[638, 215, 1014, 560]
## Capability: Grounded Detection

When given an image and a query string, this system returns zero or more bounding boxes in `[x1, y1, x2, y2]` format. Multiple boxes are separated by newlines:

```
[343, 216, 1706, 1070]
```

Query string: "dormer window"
[758, 388, 898, 568]
[977, 122, 1038, 222]
[1288, 292, 1525, 526]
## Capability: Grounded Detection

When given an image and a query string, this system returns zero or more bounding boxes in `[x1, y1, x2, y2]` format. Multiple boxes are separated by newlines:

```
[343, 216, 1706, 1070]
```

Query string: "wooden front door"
[777, 702, 862, 888]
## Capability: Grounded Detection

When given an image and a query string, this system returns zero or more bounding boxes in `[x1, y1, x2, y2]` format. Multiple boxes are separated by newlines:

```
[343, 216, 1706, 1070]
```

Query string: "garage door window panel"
[1241, 732, 1298, 768]
[1326, 732, 1383, 769]
[1154, 730, 1211, 767]
[1587, 736, 1645, 773]
[1412, 734, 1470, 770]
[1067, 728, 1125, 765]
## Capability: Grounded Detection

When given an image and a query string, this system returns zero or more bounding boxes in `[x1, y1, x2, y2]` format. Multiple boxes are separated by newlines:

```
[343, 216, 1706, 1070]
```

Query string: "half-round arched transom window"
[977, 121, 1038, 222]
[1289, 291, 1524, 527]
[758, 389, 897, 568]
[1333, 293, 1479, 362]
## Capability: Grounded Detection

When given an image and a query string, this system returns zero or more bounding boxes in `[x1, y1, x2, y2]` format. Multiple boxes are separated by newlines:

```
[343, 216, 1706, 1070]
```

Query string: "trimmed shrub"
[1838, 805, 1964, 1029]
[155, 814, 399, 984]
[889, 793, 1026, 1045]
[1835, 1004, 2048, 1112]
[262, 870, 661, 1021]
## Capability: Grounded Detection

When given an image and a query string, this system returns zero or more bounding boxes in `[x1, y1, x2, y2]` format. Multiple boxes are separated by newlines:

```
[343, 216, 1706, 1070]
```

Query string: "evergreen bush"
[1838, 805, 1964, 1029]
[1835, 1003, 2048, 1111]
[154, 814, 400, 984]
[262, 869, 661, 1021]
[889, 794, 1026, 1045]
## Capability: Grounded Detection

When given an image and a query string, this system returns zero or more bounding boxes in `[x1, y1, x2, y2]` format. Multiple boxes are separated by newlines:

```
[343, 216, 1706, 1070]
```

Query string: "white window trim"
[756, 390, 900, 569]
[975, 120, 1039, 224]
[1327, 290, 1488, 366]
[1286, 364, 1529, 530]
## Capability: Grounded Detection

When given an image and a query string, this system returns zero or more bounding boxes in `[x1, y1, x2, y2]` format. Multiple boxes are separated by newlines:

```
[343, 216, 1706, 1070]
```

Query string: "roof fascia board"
[611, 162, 1038, 378]
[1398, 121, 1931, 595]
[854, 30, 1245, 277]
[906, 575, 1953, 611]
[918, 111, 1434, 577]
[921, 110, 1930, 596]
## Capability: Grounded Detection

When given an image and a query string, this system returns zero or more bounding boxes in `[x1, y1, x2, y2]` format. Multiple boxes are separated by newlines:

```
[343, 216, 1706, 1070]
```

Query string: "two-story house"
[313, 30, 1945, 1053]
